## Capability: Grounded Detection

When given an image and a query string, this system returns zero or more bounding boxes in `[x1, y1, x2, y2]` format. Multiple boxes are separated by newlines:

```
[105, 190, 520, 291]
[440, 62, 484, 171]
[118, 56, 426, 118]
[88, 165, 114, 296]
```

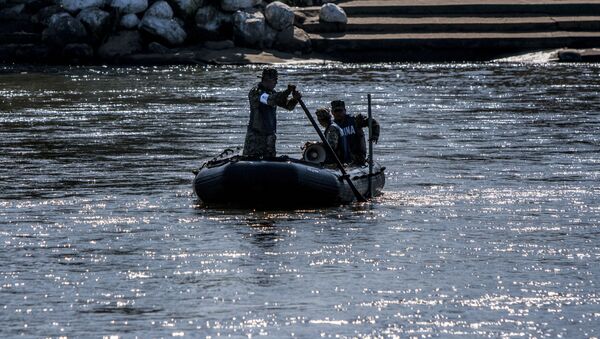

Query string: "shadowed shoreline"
[1, 0, 600, 65]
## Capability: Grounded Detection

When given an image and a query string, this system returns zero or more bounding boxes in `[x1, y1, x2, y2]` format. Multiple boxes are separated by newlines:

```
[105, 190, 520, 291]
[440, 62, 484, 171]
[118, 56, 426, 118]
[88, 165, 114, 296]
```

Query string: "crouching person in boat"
[331, 100, 380, 166]
[242, 68, 302, 158]
[315, 107, 347, 165]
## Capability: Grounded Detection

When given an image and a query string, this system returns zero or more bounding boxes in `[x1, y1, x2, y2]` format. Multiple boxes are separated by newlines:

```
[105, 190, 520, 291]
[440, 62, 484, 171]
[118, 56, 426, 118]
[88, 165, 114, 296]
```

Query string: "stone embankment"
[0, 0, 323, 64]
[298, 0, 600, 61]
[1, 0, 600, 64]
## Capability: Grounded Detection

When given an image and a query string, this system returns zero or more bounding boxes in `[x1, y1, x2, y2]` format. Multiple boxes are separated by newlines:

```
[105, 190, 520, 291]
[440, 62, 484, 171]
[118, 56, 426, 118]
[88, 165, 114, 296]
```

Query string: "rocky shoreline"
[0, 0, 346, 65]
[2, 0, 600, 65]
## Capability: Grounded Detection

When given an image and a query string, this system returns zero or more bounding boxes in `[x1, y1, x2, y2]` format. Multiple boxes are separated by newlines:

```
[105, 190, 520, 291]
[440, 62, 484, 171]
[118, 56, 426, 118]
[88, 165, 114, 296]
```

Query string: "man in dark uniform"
[242, 68, 302, 158]
[331, 100, 380, 165]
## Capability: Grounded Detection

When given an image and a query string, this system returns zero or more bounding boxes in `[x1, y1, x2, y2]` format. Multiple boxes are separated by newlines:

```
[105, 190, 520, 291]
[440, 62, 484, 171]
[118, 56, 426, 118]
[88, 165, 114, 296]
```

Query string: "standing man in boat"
[330, 100, 380, 165]
[243, 68, 302, 158]
[315, 107, 346, 164]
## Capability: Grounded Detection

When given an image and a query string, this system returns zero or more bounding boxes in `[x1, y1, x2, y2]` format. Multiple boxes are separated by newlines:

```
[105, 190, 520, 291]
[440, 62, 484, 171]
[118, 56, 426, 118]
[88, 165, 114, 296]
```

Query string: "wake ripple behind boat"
[193, 149, 385, 207]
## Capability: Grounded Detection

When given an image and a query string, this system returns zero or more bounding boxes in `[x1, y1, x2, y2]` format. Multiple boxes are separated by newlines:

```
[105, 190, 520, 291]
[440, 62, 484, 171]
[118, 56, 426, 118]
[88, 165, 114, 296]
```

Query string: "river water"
[1, 63, 599, 338]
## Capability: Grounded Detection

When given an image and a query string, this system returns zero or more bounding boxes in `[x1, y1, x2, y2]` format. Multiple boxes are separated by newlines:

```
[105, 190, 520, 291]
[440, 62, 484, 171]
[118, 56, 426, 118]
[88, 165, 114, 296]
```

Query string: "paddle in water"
[298, 98, 367, 203]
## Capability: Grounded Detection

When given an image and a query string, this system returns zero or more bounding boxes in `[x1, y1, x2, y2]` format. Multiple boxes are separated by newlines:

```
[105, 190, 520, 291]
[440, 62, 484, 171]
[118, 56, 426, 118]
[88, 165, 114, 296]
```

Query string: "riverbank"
[2, 0, 600, 65]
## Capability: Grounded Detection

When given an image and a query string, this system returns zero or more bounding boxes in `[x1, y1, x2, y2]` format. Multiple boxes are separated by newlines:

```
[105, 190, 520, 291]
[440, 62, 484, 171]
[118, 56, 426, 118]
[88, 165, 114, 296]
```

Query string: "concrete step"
[309, 30, 600, 61]
[301, 15, 600, 34]
[335, 1, 600, 17]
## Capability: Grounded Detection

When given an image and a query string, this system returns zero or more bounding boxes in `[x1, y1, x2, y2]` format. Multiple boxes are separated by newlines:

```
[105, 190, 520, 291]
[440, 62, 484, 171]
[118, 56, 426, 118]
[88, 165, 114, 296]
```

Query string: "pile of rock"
[0, 0, 327, 64]
[233, 1, 310, 53]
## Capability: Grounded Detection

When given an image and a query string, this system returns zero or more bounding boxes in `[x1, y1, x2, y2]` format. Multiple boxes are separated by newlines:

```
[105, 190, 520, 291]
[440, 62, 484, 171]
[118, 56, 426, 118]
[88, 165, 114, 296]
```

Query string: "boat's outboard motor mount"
[303, 142, 326, 164]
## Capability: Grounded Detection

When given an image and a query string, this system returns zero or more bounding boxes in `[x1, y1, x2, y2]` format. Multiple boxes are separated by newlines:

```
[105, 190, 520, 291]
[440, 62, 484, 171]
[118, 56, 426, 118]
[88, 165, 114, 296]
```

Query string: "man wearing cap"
[331, 100, 380, 165]
[243, 68, 302, 158]
[315, 107, 346, 164]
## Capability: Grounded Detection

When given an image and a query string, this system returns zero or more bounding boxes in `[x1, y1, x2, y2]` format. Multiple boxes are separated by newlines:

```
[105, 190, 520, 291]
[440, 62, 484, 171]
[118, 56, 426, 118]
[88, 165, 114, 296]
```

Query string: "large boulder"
[171, 0, 203, 19]
[76, 7, 111, 42]
[195, 5, 228, 33]
[98, 30, 143, 59]
[60, 0, 106, 13]
[276, 26, 311, 53]
[110, 0, 148, 14]
[120, 13, 140, 29]
[144, 0, 172, 18]
[265, 1, 294, 31]
[42, 13, 88, 47]
[140, 18, 187, 45]
[221, 0, 259, 12]
[232, 10, 265, 47]
[319, 3, 347, 24]
[140, 2, 186, 45]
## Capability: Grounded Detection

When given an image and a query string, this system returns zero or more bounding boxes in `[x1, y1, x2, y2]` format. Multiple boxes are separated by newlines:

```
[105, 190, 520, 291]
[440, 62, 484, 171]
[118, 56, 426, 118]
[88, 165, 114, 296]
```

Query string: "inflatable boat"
[193, 148, 385, 207]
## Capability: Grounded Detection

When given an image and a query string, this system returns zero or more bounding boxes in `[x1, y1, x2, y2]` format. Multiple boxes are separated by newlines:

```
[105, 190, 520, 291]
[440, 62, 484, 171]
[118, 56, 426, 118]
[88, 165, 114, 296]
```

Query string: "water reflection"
[1, 63, 599, 337]
[245, 218, 279, 251]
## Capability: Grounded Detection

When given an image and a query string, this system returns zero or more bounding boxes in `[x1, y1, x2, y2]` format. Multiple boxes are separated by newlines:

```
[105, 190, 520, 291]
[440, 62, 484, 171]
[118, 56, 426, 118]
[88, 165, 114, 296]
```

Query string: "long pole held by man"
[368, 94, 374, 198]
[298, 99, 367, 202]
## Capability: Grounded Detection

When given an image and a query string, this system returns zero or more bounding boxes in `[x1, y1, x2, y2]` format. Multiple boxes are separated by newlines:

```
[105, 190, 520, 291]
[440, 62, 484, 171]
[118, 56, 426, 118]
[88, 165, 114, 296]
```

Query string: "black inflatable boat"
[193, 149, 385, 207]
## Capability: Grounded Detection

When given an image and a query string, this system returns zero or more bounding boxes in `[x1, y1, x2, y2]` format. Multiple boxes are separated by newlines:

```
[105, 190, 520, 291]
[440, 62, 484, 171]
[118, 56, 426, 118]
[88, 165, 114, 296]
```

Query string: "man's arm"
[266, 85, 300, 111]
[356, 114, 380, 143]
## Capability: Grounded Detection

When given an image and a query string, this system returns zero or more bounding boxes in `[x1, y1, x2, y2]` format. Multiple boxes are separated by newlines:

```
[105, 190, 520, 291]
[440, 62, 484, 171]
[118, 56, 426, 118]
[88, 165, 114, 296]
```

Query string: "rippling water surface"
[1, 63, 599, 337]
